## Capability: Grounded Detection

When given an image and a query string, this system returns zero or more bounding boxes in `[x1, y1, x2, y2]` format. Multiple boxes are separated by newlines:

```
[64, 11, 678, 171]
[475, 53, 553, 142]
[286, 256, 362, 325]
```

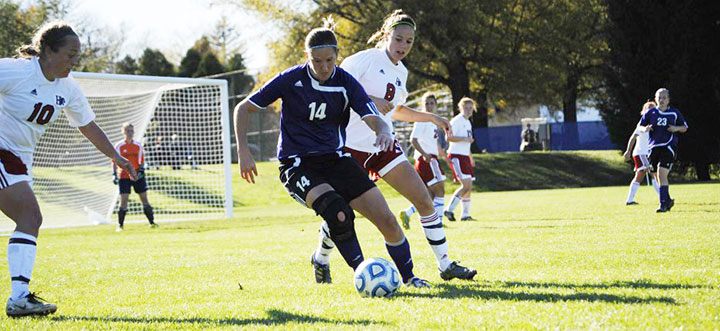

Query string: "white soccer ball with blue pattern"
[353, 258, 401, 298]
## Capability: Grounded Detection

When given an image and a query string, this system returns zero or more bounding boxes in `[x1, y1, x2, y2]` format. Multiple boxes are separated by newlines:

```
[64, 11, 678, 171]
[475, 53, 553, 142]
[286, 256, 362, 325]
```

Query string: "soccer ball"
[353, 258, 401, 298]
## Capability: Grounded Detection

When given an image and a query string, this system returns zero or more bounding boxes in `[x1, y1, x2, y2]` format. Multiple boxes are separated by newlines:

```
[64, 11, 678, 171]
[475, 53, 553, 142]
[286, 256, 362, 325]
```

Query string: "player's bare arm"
[362, 115, 394, 152]
[78, 121, 137, 180]
[623, 134, 637, 160]
[392, 105, 451, 136]
[667, 125, 688, 133]
[233, 99, 259, 184]
[368, 95, 393, 114]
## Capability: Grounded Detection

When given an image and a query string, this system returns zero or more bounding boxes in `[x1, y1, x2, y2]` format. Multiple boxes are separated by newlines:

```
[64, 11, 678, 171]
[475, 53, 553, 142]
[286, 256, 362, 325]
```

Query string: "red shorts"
[415, 155, 445, 186]
[448, 154, 474, 182]
[633, 154, 651, 172]
[343, 140, 407, 180]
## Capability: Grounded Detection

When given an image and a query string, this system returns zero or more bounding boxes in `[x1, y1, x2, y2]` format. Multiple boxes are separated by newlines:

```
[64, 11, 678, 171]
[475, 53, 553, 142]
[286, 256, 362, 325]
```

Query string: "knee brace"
[312, 191, 355, 242]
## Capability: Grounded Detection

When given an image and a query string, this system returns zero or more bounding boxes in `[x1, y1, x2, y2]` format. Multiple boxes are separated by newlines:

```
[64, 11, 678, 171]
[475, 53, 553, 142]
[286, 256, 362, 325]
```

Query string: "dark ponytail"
[16, 20, 77, 58]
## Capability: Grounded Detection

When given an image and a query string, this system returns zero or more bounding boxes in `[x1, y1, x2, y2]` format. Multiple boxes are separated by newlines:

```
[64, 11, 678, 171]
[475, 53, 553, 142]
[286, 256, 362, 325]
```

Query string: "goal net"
[0, 73, 233, 232]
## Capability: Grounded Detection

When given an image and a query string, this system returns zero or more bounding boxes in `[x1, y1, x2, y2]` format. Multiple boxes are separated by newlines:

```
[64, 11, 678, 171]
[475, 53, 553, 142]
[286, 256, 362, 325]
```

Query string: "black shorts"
[279, 153, 376, 207]
[649, 146, 676, 170]
[119, 177, 148, 194]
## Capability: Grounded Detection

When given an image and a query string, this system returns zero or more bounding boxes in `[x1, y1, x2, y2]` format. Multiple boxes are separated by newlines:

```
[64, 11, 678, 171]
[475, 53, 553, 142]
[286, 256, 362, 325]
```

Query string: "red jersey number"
[384, 83, 395, 102]
[27, 103, 55, 125]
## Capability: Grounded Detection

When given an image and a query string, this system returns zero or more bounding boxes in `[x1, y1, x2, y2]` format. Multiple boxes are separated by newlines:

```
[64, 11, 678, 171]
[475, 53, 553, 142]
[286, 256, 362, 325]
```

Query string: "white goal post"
[0, 72, 233, 232]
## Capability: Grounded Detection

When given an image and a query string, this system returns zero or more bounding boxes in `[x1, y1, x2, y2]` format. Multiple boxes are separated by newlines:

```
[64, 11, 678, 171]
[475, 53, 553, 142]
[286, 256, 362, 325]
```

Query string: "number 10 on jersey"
[308, 102, 327, 121]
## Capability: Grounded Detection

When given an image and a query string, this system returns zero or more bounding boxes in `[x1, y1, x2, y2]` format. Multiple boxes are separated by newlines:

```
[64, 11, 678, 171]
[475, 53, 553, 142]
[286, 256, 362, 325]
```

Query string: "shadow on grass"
[501, 279, 713, 290]
[394, 283, 677, 305]
[50, 308, 386, 327]
[468, 152, 628, 191]
[147, 173, 225, 208]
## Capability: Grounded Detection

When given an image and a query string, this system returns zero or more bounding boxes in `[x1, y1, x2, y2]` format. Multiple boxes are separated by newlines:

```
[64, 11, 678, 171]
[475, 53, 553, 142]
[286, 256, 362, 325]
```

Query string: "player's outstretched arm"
[233, 99, 259, 184]
[623, 134, 637, 161]
[79, 121, 137, 180]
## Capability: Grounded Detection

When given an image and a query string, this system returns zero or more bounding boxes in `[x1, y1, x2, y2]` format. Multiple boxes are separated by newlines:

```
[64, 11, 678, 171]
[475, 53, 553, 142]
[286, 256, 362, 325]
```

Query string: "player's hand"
[374, 131, 394, 152]
[112, 172, 119, 185]
[137, 169, 145, 180]
[238, 151, 258, 184]
[421, 153, 431, 162]
[114, 155, 137, 180]
[431, 115, 450, 131]
[467, 136, 474, 143]
[645, 124, 653, 132]
[623, 151, 631, 161]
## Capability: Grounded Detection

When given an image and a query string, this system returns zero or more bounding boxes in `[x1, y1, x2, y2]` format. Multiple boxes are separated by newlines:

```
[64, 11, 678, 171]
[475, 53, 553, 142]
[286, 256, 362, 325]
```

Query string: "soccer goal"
[0, 73, 233, 231]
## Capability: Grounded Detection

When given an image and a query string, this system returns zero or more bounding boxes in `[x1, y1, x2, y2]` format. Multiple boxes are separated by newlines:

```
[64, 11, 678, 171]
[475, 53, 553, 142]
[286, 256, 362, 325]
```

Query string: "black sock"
[143, 205, 154, 224]
[118, 208, 127, 227]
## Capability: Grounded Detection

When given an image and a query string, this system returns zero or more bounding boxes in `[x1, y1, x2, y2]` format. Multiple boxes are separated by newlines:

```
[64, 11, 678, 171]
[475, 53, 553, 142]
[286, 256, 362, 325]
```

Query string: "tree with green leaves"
[0, 0, 47, 58]
[137, 48, 175, 76]
[178, 48, 202, 77]
[115, 54, 138, 75]
[602, 0, 720, 180]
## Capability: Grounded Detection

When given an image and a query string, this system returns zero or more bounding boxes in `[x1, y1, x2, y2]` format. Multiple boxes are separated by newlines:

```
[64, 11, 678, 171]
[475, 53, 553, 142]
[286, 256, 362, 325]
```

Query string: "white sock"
[627, 181, 640, 203]
[461, 198, 471, 218]
[8, 231, 37, 301]
[446, 194, 461, 214]
[433, 197, 445, 221]
[651, 178, 660, 195]
[404, 205, 417, 217]
[314, 222, 334, 265]
[420, 211, 451, 271]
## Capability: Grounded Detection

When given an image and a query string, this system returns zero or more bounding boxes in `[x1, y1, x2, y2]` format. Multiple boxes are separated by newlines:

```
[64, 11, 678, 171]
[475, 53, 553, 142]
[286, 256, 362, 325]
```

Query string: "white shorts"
[0, 141, 33, 190]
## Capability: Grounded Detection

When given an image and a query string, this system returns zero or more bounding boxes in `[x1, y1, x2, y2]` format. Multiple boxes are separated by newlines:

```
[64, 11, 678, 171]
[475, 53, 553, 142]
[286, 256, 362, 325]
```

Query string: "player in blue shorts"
[233, 18, 430, 287]
[638, 88, 688, 212]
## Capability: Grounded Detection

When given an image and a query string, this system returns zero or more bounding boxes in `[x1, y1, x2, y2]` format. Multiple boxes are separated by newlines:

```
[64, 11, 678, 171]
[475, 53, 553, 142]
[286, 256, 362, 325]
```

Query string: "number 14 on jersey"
[308, 102, 326, 121]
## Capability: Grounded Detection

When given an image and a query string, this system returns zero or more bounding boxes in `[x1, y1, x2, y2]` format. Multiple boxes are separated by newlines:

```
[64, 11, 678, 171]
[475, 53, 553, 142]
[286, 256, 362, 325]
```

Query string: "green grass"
[1, 155, 719, 329]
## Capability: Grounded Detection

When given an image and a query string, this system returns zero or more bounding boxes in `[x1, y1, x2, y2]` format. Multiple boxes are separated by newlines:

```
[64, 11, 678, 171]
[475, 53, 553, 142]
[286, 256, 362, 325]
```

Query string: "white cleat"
[6, 293, 57, 317]
[404, 277, 432, 289]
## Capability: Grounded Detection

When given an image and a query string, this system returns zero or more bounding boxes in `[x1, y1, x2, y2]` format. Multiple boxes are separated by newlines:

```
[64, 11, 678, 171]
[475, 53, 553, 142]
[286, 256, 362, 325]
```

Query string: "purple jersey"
[639, 107, 687, 149]
[248, 63, 381, 160]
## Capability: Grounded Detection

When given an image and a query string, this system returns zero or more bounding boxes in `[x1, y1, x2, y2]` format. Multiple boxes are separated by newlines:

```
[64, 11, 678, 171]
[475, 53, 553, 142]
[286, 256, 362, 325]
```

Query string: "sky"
[22, 0, 283, 73]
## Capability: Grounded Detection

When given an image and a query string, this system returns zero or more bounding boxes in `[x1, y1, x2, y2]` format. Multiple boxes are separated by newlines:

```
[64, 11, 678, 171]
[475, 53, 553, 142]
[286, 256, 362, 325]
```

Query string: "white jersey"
[0, 57, 95, 166]
[632, 126, 650, 156]
[342, 48, 409, 153]
[410, 121, 440, 159]
[448, 114, 473, 156]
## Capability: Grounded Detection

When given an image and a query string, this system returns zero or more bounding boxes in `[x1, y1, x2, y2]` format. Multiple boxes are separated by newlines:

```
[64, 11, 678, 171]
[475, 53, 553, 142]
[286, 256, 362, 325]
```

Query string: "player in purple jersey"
[234, 19, 430, 287]
[638, 88, 688, 212]
[0, 21, 136, 317]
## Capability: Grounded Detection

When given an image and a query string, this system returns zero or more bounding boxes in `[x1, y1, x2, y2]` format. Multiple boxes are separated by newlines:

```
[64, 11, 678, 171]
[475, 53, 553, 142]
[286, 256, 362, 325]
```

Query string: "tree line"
[2, 0, 718, 179]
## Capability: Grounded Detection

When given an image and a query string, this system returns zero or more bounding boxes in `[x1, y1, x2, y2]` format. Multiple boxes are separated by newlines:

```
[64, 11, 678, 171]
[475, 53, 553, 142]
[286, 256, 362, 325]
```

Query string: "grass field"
[0, 156, 719, 330]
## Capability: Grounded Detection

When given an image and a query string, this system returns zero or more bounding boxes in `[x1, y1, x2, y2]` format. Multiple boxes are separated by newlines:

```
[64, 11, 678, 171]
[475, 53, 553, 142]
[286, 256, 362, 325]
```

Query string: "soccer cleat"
[626, 201, 639, 205]
[310, 254, 331, 284]
[444, 211, 456, 222]
[656, 204, 669, 213]
[404, 277, 432, 288]
[440, 261, 477, 281]
[6, 292, 57, 317]
[399, 211, 410, 229]
[116, 226, 123, 232]
[667, 199, 675, 211]
[460, 216, 475, 221]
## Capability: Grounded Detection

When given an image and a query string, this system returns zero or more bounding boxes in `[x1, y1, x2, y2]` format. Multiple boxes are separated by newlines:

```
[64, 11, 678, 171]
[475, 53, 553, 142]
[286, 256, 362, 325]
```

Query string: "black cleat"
[666, 199, 674, 210]
[6, 292, 57, 317]
[656, 205, 669, 213]
[460, 216, 475, 221]
[310, 254, 331, 284]
[626, 201, 638, 205]
[440, 261, 477, 281]
[444, 211, 456, 222]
